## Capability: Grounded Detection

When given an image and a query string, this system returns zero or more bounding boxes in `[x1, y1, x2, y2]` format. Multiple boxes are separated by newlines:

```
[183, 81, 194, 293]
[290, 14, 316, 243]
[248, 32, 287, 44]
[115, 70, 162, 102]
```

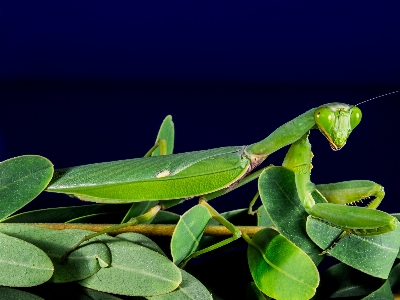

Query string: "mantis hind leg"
[144, 114, 174, 157]
[144, 139, 168, 157]
[176, 198, 242, 268]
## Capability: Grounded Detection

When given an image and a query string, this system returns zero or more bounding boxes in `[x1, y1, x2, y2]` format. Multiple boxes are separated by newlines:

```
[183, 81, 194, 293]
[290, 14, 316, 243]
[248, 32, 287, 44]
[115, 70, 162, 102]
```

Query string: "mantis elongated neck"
[245, 108, 317, 157]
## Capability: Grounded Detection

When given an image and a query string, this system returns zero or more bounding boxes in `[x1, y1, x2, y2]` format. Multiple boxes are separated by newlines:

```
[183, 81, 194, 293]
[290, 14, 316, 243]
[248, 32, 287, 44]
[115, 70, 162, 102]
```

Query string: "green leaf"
[159, 198, 185, 210]
[0, 224, 111, 283]
[316, 263, 382, 299]
[121, 201, 159, 224]
[392, 213, 400, 258]
[362, 279, 393, 299]
[152, 115, 174, 156]
[306, 217, 400, 278]
[0, 231, 53, 286]
[256, 205, 274, 227]
[146, 269, 212, 300]
[66, 212, 126, 223]
[171, 204, 211, 265]
[197, 208, 256, 254]
[388, 262, 400, 293]
[207, 208, 257, 226]
[247, 228, 319, 300]
[79, 237, 182, 296]
[80, 287, 125, 299]
[3, 204, 131, 223]
[151, 210, 180, 224]
[0, 155, 53, 220]
[246, 282, 271, 300]
[0, 287, 45, 300]
[258, 166, 325, 264]
[116, 232, 166, 256]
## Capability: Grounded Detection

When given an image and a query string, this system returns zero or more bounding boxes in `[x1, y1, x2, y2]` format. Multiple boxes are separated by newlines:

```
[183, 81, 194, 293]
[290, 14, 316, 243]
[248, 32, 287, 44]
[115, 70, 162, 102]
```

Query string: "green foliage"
[0, 155, 53, 220]
[171, 204, 211, 265]
[0, 224, 112, 283]
[1, 110, 399, 300]
[1, 170, 397, 299]
[246, 228, 319, 300]
[307, 217, 400, 279]
[0, 231, 53, 287]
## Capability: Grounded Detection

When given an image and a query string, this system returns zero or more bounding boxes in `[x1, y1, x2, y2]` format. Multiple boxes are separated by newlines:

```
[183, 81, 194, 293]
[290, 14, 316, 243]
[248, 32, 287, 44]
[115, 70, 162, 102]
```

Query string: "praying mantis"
[45, 102, 398, 261]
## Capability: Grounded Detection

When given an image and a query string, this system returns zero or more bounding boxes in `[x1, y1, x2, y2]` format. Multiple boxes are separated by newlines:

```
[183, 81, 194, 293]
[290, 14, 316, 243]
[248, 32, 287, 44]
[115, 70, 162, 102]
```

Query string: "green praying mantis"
[45, 102, 398, 261]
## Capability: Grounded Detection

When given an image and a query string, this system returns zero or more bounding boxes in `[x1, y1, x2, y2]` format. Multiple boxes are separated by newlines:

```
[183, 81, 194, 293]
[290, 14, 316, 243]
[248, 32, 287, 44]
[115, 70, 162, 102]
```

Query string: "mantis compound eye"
[314, 107, 334, 133]
[350, 106, 362, 130]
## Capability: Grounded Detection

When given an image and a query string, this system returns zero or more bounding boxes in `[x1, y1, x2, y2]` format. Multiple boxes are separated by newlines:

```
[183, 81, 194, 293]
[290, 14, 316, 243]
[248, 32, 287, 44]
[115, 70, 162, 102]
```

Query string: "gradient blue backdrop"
[0, 1, 399, 215]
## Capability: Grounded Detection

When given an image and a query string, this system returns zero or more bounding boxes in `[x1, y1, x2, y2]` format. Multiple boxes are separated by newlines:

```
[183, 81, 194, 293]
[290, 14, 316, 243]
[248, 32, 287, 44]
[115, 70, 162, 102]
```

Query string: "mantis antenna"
[355, 90, 399, 106]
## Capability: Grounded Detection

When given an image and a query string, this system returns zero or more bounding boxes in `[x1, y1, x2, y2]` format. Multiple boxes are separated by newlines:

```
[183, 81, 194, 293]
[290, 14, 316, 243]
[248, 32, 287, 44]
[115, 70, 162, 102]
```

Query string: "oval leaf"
[257, 205, 274, 227]
[0, 224, 111, 283]
[146, 269, 212, 300]
[389, 262, 400, 293]
[66, 212, 127, 223]
[362, 280, 393, 299]
[307, 217, 400, 278]
[152, 115, 174, 157]
[0, 231, 53, 286]
[207, 208, 257, 226]
[0, 155, 53, 220]
[116, 232, 166, 256]
[316, 263, 382, 298]
[0, 287, 45, 300]
[80, 287, 125, 300]
[79, 238, 182, 296]
[171, 204, 211, 265]
[258, 166, 325, 264]
[2, 204, 131, 223]
[121, 201, 159, 224]
[151, 210, 180, 224]
[246, 282, 271, 300]
[247, 228, 319, 300]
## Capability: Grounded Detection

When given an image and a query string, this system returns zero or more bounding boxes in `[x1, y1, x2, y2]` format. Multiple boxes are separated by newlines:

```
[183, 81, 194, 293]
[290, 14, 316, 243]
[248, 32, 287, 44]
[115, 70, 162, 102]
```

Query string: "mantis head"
[314, 103, 362, 151]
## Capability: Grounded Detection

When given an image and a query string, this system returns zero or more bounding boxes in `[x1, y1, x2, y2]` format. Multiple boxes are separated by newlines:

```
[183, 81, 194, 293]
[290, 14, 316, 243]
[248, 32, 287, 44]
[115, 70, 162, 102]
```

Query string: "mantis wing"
[46, 146, 249, 202]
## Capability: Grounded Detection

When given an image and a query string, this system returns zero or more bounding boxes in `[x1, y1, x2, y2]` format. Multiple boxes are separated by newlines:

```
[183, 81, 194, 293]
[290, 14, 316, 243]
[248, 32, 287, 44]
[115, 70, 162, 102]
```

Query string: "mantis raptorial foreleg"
[282, 132, 396, 240]
[316, 181, 385, 210]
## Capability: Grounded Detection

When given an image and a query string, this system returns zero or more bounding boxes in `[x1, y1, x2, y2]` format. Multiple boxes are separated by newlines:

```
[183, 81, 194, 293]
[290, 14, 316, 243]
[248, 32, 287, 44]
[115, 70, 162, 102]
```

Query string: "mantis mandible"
[45, 103, 398, 260]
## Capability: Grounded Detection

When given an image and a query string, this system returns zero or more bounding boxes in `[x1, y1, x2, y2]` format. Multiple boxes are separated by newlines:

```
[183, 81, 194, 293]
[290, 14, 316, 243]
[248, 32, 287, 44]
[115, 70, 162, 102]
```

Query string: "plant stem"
[28, 223, 265, 237]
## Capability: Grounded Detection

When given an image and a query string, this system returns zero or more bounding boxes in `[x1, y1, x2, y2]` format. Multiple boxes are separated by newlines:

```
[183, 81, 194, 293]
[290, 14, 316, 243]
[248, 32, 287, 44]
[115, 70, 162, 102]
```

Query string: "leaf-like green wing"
[0, 155, 53, 220]
[47, 147, 248, 202]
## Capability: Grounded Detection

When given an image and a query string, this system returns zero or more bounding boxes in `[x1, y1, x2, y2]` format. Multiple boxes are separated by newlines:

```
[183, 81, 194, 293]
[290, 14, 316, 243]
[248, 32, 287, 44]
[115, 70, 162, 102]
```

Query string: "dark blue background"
[0, 1, 399, 215]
